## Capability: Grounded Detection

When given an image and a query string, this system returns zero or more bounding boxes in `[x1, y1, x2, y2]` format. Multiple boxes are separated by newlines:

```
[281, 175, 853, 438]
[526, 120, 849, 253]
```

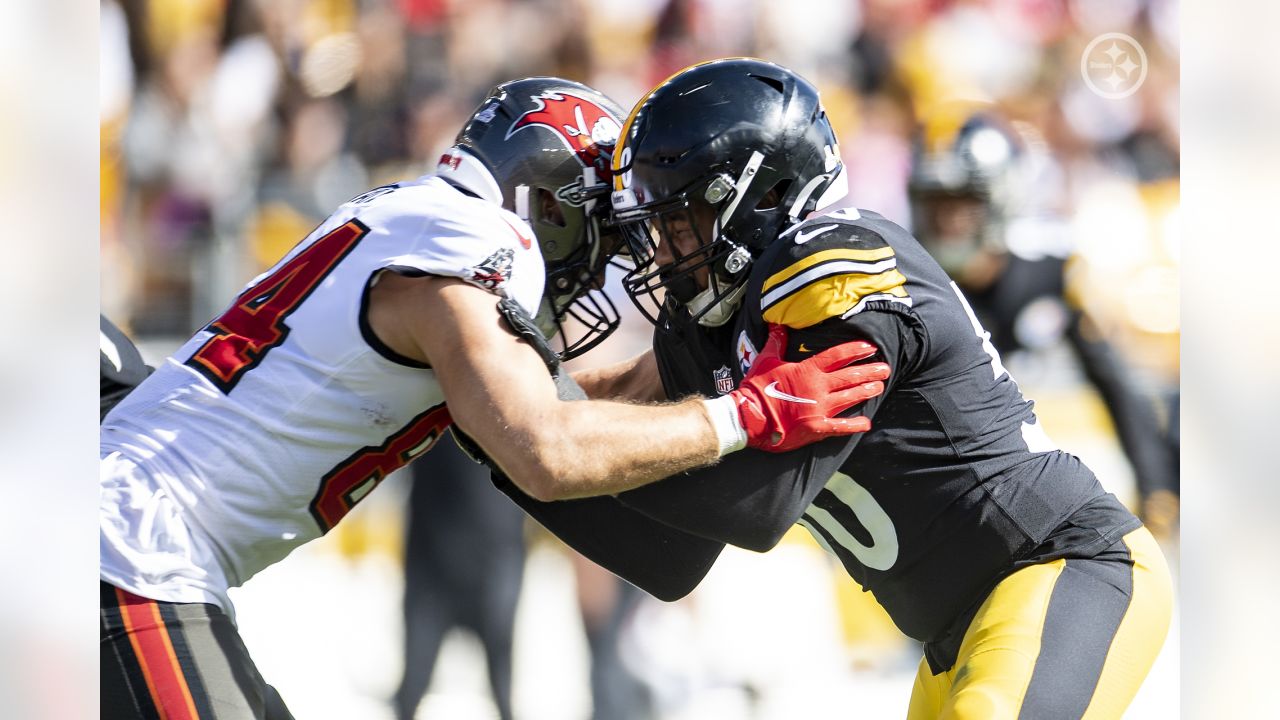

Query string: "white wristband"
[701, 394, 748, 457]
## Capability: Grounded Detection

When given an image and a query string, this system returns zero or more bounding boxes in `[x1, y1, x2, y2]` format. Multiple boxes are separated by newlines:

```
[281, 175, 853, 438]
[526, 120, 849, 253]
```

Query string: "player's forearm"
[619, 434, 861, 551]
[490, 471, 725, 601]
[570, 350, 665, 402]
[495, 396, 721, 502]
[405, 277, 721, 499]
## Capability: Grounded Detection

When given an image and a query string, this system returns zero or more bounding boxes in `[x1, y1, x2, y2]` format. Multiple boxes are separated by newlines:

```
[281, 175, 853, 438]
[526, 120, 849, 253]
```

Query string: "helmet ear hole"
[537, 188, 566, 227]
[755, 179, 791, 210]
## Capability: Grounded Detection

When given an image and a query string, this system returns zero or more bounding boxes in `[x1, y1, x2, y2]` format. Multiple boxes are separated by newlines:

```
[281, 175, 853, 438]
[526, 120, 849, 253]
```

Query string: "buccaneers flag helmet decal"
[505, 91, 620, 178]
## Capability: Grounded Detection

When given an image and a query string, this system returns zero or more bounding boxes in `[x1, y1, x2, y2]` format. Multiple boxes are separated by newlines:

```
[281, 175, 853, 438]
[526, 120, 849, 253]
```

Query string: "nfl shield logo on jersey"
[736, 331, 758, 373]
[712, 365, 734, 395]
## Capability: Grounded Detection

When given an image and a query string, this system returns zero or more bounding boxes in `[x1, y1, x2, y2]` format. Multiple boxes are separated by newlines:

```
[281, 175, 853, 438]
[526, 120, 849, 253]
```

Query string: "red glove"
[724, 324, 890, 453]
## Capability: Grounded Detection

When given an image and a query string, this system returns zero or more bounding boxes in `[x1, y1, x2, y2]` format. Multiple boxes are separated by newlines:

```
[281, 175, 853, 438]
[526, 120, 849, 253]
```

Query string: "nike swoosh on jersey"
[763, 381, 818, 404]
[798, 343, 812, 353]
[794, 224, 838, 245]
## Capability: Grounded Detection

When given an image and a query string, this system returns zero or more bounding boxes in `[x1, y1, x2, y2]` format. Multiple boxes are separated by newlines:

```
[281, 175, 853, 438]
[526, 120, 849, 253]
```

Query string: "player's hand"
[729, 324, 890, 452]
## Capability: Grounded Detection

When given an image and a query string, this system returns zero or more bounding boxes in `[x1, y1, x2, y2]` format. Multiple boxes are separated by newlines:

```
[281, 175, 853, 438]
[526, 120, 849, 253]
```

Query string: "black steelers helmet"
[907, 108, 1025, 275]
[610, 58, 848, 326]
[437, 77, 626, 360]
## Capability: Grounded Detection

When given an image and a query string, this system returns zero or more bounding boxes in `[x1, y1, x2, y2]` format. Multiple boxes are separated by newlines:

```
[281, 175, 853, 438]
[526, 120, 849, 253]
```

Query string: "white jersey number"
[950, 280, 1015, 384]
[799, 471, 899, 571]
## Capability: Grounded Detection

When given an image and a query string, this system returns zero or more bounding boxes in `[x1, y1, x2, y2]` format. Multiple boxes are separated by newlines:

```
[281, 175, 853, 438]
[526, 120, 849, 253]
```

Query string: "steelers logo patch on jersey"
[736, 330, 758, 373]
[759, 224, 912, 329]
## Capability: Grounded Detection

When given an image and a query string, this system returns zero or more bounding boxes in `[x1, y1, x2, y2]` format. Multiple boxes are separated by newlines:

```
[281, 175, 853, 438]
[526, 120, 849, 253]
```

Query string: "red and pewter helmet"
[438, 77, 627, 360]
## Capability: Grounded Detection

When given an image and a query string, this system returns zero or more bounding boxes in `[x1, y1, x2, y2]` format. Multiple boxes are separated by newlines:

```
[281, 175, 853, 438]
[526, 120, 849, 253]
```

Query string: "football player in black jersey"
[495, 59, 1172, 719]
[907, 108, 1180, 539]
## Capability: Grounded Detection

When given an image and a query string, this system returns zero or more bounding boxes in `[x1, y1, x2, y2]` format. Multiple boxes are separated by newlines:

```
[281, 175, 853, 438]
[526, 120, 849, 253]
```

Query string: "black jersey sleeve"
[616, 435, 856, 552]
[490, 471, 724, 601]
[479, 362, 724, 602]
[617, 303, 926, 552]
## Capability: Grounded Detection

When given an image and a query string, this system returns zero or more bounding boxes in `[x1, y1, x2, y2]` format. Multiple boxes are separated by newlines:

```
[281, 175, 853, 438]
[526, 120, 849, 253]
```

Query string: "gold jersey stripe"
[763, 246, 898, 294]
[762, 269, 908, 329]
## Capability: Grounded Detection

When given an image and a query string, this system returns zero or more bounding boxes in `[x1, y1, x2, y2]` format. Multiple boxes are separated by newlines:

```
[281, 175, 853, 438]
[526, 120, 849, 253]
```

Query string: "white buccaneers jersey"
[100, 175, 544, 614]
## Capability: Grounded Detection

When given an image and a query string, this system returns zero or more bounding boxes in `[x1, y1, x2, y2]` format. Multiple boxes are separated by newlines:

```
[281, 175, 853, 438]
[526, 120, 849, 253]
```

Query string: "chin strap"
[717, 151, 765, 227]
[691, 281, 748, 327]
[531, 297, 561, 346]
[688, 210, 751, 328]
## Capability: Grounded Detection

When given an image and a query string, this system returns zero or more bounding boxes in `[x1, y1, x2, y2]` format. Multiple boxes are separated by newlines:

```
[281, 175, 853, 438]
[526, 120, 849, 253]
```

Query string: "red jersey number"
[309, 403, 452, 532]
[186, 220, 370, 393]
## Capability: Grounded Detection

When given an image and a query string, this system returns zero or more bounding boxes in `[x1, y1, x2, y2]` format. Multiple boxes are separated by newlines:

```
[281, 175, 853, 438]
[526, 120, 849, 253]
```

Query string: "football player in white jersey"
[100, 77, 892, 719]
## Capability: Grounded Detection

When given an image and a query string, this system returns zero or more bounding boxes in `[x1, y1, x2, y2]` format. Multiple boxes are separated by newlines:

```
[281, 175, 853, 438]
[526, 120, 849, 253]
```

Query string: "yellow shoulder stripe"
[762, 270, 908, 329]
[763, 246, 897, 294]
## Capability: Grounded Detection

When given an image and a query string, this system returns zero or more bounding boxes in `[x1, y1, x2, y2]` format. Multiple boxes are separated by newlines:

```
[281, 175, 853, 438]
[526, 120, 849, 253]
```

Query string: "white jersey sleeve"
[359, 177, 545, 316]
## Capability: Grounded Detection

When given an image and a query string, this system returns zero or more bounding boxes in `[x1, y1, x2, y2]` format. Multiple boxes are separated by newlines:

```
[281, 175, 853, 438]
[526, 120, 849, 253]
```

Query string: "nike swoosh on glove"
[729, 324, 890, 452]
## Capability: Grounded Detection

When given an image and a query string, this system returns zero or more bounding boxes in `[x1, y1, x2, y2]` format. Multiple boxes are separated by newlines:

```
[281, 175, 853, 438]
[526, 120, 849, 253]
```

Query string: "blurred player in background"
[394, 432, 526, 720]
[499, 58, 1172, 719]
[907, 106, 1180, 537]
[570, 554, 656, 720]
[100, 76, 888, 719]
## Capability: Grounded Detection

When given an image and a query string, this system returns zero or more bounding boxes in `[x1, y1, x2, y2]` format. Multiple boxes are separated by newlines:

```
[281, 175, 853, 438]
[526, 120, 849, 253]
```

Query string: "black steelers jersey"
[626, 207, 1141, 672]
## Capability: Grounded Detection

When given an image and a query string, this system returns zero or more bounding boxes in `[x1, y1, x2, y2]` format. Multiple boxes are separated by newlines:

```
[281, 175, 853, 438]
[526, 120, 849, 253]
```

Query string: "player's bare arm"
[570, 350, 665, 402]
[371, 272, 717, 499]
[370, 272, 889, 501]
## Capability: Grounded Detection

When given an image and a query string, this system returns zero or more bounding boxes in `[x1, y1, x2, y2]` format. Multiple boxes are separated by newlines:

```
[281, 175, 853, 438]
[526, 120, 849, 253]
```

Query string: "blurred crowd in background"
[100, 0, 1179, 717]
[101, 0, 1178, 377]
